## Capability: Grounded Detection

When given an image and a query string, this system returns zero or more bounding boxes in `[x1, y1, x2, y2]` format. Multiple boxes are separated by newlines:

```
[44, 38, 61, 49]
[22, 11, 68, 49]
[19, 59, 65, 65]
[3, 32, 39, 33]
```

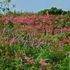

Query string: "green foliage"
[7, 21, 14, 29]
[38, 7, 68, 15]
[5, 0, 11, 3]
[0, 0, 15, 15]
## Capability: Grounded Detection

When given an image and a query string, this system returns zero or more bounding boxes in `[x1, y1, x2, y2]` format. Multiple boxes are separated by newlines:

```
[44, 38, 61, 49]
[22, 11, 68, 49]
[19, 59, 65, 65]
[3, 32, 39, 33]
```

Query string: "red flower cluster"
[25, 57, 35, 64]
[39, 59, 51, 67]
[63, 28, 70, 32]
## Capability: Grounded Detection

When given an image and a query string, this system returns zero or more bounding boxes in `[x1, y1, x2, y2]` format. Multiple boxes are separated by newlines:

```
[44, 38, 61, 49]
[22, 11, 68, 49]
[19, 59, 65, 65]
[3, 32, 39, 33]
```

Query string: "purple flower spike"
[29, 33, 33, 39]
[32, 41, 34, 48]
[10, 37, 18, 44]
[22, 37, 25, 43]
[37, 42, 41, 48]
[24, 41, 27, 48]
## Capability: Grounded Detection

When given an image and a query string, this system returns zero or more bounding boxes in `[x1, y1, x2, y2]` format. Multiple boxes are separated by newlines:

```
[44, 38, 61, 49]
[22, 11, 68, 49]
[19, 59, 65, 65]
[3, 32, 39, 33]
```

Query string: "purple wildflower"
[10, 37, 18, 44]
[22, 37, 25, 43]
[37, 42, 42, 48]
[24, 41, 27, 48]
[32, 41, 34, 48]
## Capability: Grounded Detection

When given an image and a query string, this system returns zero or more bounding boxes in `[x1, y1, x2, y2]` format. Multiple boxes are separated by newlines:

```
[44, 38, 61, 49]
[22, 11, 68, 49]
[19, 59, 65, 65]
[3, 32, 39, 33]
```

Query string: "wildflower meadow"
[0, 0, 70, 70]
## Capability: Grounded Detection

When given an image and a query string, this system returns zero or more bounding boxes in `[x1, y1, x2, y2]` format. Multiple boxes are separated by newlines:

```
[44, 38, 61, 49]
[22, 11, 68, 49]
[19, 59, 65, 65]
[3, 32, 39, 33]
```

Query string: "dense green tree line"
[38, 7, 70, 15]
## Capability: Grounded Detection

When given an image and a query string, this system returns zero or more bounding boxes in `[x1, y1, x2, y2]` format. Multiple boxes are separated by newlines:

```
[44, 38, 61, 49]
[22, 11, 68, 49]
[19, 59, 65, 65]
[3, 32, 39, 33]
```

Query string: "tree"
[0, 0, 11, 14]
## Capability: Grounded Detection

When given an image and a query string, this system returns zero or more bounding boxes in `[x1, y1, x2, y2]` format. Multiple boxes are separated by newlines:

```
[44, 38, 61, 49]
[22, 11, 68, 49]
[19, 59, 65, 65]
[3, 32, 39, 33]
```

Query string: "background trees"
[38, 7, 69, 15]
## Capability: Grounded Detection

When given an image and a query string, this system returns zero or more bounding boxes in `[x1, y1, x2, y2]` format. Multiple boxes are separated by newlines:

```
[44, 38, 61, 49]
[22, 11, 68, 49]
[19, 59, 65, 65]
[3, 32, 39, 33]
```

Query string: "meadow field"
[0, 13, 70, 70]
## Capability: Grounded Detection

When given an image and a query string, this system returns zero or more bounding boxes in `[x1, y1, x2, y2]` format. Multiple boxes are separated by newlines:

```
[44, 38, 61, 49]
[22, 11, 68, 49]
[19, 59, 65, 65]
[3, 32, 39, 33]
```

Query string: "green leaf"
[5, 0, 11, 3]
[13, 4, 16, 7]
